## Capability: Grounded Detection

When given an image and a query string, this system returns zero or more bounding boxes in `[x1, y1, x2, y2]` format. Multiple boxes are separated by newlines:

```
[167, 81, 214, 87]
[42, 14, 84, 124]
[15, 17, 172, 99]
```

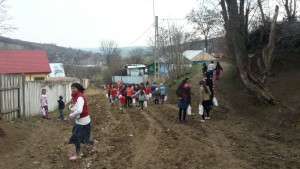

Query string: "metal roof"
[0, 50, 51, 74]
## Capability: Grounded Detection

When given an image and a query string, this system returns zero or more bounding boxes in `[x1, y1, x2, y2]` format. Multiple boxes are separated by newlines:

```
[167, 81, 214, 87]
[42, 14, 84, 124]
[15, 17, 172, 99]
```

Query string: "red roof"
[0, 50, 51, 74]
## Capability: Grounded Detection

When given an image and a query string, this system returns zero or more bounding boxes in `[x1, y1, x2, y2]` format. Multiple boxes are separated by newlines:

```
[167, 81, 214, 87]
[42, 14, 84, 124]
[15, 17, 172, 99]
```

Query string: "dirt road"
[1, 62, 299, 169]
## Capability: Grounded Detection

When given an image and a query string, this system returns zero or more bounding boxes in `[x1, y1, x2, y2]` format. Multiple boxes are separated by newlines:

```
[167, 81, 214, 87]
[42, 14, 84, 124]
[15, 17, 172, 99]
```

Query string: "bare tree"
[186, 3, 223, 51]
[0, 0, 16, 35]
[99, 40, 120, 66]
[155, 24, 192, 79]
[221, 0, 281, 104]
[275, 0, 297, 22]
[125, 48, 146, 64]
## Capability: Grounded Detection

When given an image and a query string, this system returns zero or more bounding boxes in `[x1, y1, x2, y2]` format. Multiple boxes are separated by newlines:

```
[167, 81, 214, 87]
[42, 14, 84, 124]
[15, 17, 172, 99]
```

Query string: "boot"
[45, 112, 51, 119]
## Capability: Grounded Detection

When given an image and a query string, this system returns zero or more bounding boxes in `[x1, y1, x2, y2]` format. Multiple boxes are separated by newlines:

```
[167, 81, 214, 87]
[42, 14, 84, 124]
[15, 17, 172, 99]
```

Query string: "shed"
[191, 51, 217, 64]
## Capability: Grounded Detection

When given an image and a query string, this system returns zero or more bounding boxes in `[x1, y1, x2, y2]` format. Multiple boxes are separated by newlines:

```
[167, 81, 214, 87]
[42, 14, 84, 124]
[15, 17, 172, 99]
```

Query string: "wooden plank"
[0, 108, 19, 114]
[0, 86, 19, 91]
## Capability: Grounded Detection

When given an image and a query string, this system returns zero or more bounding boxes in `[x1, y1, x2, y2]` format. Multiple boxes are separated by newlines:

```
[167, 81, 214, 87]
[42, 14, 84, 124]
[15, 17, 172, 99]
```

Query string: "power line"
[124, 22, 155, 48]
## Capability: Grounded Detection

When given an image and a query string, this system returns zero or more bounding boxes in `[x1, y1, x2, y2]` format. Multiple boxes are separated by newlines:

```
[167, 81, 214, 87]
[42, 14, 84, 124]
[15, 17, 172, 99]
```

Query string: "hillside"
[0, 36, 98, 63]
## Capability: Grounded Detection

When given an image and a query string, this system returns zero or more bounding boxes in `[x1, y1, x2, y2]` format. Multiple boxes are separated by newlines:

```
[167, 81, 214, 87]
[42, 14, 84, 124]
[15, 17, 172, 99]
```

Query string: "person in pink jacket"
[40, 89, 50, 119]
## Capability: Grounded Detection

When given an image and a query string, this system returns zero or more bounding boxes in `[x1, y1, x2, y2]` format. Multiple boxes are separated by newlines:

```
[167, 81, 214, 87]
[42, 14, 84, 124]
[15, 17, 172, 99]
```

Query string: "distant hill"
[0, 36, 98, 63]
[0, 36, 222, 63]
[80, 46, 152, 57]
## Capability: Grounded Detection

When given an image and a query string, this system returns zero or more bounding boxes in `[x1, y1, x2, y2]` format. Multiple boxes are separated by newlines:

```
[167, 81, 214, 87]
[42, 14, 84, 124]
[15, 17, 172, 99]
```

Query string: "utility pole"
[154, 16, 159, 82]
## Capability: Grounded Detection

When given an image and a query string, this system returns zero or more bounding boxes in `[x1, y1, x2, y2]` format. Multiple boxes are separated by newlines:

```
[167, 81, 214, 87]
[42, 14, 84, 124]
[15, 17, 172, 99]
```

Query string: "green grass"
[167, 64, 202, 88]
[294, 46, 300, 53]
[11, 117, 38, 132]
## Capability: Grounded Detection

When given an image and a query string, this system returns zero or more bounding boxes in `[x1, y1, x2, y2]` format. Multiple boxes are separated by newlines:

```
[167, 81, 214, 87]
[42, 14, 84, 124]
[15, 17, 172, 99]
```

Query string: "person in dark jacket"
[150, 82, 157, 101]
[57, 96, 65, 120]
[202, 62, 208, 77]
[176, 78, 192, 122]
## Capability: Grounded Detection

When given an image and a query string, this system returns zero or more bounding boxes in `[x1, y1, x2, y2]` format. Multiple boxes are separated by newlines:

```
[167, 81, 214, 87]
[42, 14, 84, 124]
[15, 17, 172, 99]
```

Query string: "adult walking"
[202, 62, 208, 77]
[199, 80, 212, 122]
[207, 61, 216, 79]
[176, 78, 191, 123]
[215, 62, 223, 80]
[68, 83, 98, 160]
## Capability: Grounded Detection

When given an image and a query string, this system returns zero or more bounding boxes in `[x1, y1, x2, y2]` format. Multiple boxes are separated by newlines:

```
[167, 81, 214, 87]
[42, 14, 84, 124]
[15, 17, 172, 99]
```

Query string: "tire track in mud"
[130, 109, 163, 168]
[142, 100, 251, 168]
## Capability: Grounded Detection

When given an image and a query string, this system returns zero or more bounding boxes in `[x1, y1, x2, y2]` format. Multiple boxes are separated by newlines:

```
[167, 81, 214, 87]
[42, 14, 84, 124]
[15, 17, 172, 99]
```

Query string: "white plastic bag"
[164, 96, 168, 101]
[199, 105, 204, 115]
[146, 94, 150, 100]
[132, 99, 136, 104]
[212, 97, 218, 106]
[149, 93, 152, 98]
[41, 107, 46, 116]
[144, 101, 147, 108]
[106, 94, 108, 98]
[187, 105, 192, 115]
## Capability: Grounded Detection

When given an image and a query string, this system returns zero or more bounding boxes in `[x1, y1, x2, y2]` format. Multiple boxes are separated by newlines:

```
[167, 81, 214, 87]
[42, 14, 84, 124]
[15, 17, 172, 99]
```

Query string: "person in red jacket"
[145, 81, 151, 99]
[119, 95, 126, 113]
[68, 83, 98, 160]
[110, 85, 118, 106]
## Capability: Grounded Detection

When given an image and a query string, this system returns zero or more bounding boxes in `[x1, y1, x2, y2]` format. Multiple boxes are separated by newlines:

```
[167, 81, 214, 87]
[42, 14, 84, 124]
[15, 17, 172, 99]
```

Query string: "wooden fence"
[0, 74, 79, 121]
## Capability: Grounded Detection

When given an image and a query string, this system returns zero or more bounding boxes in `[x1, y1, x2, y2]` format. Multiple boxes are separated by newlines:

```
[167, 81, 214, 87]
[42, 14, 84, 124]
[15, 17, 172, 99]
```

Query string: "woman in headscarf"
[176, 78, 191, 122]
[68, 83, 98, 160]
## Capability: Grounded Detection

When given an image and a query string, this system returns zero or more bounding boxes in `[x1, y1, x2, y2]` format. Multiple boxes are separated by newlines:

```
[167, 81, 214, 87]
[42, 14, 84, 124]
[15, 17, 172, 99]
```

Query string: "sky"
[5, 0, 199, 48]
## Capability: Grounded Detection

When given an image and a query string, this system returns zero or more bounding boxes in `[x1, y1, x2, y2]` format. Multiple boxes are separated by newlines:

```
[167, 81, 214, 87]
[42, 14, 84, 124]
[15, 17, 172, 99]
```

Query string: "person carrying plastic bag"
[199, 80, 212, 122]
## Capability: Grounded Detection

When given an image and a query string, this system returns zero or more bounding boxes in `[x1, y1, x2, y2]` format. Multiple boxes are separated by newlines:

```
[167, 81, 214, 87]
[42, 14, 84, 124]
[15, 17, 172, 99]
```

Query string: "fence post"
[0, 75, 2, 119]
[21, 74, 25, 117]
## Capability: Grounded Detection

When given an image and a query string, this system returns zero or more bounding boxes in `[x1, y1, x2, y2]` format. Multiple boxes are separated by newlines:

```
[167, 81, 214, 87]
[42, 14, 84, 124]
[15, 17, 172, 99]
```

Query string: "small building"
[183, 50, 203, 60]
[0, 50, 51, 81]
[147, 62, 171, 75]
[183, 50, 217, 64]
[124, 64, 147, 76]
[48, 63, 66, 77]
[191, 51, 217, 64]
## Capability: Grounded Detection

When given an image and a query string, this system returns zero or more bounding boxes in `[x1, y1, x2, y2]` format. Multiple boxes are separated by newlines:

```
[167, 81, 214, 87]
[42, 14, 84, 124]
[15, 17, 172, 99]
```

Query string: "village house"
[0, 50, 51, 81]
[183, 50, 217, 64]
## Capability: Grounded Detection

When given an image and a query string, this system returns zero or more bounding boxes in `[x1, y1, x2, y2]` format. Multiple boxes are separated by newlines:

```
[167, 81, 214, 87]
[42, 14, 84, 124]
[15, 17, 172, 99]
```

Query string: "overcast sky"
[5, 0, 199, 48]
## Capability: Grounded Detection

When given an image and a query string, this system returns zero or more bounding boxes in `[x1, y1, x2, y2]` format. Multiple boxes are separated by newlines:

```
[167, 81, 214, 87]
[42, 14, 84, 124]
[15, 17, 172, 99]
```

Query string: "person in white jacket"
[68, 83, 98, 160]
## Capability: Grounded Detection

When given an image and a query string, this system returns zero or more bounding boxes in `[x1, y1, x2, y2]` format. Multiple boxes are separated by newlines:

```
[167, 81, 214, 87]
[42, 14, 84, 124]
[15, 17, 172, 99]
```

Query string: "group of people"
[176, 61, 221, 123]
[202, 61, 223, 80]
[39, 60, 222, 161]
[106, 81, 167, 112]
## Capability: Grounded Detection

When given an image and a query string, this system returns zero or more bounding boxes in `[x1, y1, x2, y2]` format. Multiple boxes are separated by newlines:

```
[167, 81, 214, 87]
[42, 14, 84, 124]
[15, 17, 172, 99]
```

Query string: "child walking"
[40, 89, 50, 119]
[154, 88, 160, 104]
[131, 88, 146, 111]
[57, 96, 65, 121]
[119, 94, 126, 113]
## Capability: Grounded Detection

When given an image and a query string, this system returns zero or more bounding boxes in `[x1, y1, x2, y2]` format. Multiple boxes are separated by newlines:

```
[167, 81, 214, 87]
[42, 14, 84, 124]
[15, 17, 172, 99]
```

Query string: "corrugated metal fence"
[112, 76, 144, 84]
[0, 74, 79, 121]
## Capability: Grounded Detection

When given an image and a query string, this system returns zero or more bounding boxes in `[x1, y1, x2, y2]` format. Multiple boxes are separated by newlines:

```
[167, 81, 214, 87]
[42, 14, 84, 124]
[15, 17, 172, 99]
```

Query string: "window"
[34, 77, 45, 81]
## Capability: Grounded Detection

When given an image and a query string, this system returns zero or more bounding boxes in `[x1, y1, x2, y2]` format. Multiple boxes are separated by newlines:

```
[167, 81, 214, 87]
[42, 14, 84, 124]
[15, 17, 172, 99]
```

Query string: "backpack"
[160, 86, 166, 95]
